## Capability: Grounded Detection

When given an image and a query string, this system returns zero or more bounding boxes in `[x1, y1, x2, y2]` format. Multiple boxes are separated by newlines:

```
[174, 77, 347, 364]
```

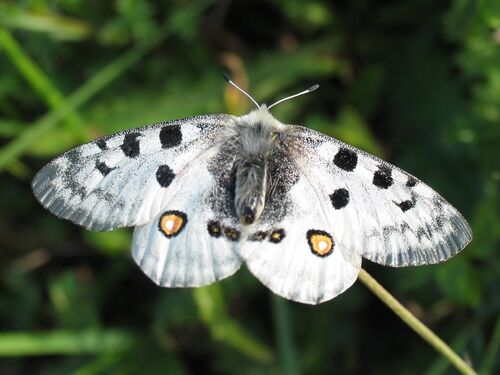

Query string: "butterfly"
[32, 76, 472, 304]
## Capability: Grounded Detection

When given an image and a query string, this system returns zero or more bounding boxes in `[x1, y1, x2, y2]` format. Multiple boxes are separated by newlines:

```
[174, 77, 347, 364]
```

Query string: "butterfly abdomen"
[234, 157, 268, 224]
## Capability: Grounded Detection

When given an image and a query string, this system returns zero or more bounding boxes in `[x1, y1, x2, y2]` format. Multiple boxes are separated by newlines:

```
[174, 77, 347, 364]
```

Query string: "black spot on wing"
[395, 196, 416, 212]
[373, 165, 393, 189]
[156, 165, 175, 187]
[223, 226, 240, 241]
[249, 231, 269, 241]
[96, 160, 114, 176]
[333, 147, 357, 171]
[207, 220, 222, 238]
[406, 176, 417, 187]
[330, 188, 349, 209]
[160, 125, 182, 148]
[95, 139, 108, 150]
[121, 133, 141, 158]
[65, 148, 81, 165]
[269, 229, 285, 243]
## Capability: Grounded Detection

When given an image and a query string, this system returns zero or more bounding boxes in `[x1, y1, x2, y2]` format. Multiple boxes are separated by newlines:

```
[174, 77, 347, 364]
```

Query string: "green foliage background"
[0, 0, 499, 373]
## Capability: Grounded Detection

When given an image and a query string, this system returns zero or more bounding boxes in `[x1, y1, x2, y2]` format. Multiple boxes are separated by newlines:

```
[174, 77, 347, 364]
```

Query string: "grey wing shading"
[281, 125, 472, 267]
[32, 114, 235, 231]
[132, 144, 243, 287]
[238, 148, 361, 304]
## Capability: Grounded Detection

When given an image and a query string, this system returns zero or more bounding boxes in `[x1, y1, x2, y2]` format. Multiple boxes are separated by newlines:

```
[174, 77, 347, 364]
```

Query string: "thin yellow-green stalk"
[358, 268, 476, 375]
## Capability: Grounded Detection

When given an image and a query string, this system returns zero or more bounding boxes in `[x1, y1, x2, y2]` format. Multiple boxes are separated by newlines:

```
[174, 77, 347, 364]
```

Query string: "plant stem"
[358, 268, 477, 375]
[425, 323, 477, 375]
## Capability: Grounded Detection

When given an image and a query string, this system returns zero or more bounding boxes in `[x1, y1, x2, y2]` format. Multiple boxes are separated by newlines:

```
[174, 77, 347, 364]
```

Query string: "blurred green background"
[0, 0, 499, 374]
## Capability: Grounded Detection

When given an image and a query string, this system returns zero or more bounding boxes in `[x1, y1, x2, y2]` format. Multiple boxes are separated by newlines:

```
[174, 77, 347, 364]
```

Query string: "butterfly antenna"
[223, 73, 260, 109]
[267, 84, 319, 110]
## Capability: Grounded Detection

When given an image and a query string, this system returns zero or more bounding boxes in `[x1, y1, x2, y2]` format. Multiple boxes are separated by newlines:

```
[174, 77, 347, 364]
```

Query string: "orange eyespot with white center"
[307, 229, 334, 257]
[158, 210, 187, 238]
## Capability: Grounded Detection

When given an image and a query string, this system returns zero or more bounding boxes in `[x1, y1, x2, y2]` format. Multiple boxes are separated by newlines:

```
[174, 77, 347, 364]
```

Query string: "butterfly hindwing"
[32, 114, 235, 231]
[281, 125, 472, 267]
[238, 150, 362, 304]
[132, 146, 242, 287]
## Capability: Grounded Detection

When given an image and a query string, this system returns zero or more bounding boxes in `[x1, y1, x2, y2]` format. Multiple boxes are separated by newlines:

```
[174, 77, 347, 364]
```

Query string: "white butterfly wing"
[238, 148, 362, 304]
[283, 126, 472, 267]
[132, 145, 242, 287]
[32, 114, 234, 231]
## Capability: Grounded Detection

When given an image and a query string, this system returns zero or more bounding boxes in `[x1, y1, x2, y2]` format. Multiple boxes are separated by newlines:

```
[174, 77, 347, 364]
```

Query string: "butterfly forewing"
[32, 114, 235, 231]
[283, 125, 472, 267]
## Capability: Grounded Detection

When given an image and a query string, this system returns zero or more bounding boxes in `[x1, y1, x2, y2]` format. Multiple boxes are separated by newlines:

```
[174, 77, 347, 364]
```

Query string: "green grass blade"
[0, 4, 92, 40]
[0, 26, 87, 141]
[0, 329, 134, 356]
